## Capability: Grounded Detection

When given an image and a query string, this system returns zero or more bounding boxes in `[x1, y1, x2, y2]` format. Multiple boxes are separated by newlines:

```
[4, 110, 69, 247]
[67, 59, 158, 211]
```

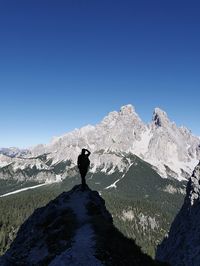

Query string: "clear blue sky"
[0, 0, 199, 148]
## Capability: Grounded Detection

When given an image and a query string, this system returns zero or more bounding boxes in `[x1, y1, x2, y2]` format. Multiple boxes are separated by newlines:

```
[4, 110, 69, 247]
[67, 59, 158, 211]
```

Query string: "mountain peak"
[152, 107, 170, 127]
[120, 104, 135, 115]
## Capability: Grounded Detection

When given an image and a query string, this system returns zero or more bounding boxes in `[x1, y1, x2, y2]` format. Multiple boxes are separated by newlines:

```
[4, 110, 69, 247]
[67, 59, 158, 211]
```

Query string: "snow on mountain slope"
[30, 104, 200, 180]
[0, 104, 199, 182]
[0, 183, 48, 198]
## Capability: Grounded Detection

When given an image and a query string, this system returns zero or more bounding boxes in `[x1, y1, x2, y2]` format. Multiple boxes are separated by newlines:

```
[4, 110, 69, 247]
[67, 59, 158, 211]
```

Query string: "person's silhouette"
[77, 148, 91, 189]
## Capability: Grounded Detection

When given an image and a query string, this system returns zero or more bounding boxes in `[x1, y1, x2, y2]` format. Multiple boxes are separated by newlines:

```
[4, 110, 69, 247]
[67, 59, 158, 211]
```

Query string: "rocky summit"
[156, 161, 200, 266]
[0, 185, 163, 266]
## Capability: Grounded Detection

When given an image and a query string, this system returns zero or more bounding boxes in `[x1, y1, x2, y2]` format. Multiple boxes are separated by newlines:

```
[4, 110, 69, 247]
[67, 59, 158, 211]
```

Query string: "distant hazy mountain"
[0, 104, 199, 183]
[0, 147, 29, 158]
[156, 161, 200, 265]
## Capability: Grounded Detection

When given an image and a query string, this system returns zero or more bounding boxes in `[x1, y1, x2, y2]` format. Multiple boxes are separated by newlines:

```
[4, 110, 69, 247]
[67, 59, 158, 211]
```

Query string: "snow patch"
[0, 183, 48, 198]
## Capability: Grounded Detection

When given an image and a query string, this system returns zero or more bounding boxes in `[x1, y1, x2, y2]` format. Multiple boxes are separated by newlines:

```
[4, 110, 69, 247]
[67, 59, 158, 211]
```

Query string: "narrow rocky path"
[49, 188, 103, 266]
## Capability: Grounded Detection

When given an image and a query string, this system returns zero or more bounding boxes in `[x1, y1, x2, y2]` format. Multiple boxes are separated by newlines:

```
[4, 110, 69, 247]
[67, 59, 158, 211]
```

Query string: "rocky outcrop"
[156, 161, 200, 265]
[0, 185, 162, 266]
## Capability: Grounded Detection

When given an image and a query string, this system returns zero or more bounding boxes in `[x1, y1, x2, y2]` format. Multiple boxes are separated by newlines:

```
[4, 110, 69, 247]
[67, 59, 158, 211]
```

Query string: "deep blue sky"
[0, 0, 199, 148]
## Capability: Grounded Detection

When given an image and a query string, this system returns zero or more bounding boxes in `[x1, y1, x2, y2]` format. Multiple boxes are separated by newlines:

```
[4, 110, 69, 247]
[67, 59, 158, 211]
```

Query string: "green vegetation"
[0, 185, 60, 255]
[0, 156, 185, 258]
[0, 179, 40, 196]
[87, 198, 166, 266]
[102, 192, 173, 258]
[1, 191, 77, 265]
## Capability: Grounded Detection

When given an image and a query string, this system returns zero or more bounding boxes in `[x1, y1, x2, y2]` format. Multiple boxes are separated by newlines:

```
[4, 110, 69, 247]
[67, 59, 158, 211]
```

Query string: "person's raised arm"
[85, 149, 91, 156]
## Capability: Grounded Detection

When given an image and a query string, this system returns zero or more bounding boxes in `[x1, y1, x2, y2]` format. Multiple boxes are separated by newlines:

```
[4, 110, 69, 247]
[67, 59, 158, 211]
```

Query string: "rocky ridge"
[0, 185, 161, 266]
[156, 161, 200, 265]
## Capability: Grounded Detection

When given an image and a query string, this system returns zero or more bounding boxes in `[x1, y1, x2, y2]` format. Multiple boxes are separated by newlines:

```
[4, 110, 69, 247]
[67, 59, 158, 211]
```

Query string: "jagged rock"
[152, 108, 170, 128]
[0, 185, 162, 266]
[156, 161, 200, 266]
[0, 104, 200, 182]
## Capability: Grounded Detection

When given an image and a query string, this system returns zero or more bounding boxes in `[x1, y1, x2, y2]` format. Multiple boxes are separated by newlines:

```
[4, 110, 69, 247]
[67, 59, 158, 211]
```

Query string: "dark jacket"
[77, 154, 90, 169]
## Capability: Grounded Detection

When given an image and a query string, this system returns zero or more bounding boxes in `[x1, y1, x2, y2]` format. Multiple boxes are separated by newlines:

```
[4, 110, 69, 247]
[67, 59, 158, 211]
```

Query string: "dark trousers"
[79, 168, 87, 187]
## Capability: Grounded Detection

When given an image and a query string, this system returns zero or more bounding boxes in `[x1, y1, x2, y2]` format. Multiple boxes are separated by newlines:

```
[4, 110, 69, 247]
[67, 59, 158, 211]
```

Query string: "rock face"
[0, 185, 160, 266]
[156, 161, 200, 266]
[0, 104, 199, 182]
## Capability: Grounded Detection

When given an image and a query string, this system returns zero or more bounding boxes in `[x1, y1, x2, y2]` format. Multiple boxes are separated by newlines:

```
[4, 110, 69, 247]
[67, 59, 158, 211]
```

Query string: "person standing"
[77, 148, 91, 189]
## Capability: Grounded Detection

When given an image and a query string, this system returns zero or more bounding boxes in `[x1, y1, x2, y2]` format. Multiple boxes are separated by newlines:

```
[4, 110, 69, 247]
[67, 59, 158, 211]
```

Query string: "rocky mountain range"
[1, 104, 199, 260]
[0, 104, 199, 183]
